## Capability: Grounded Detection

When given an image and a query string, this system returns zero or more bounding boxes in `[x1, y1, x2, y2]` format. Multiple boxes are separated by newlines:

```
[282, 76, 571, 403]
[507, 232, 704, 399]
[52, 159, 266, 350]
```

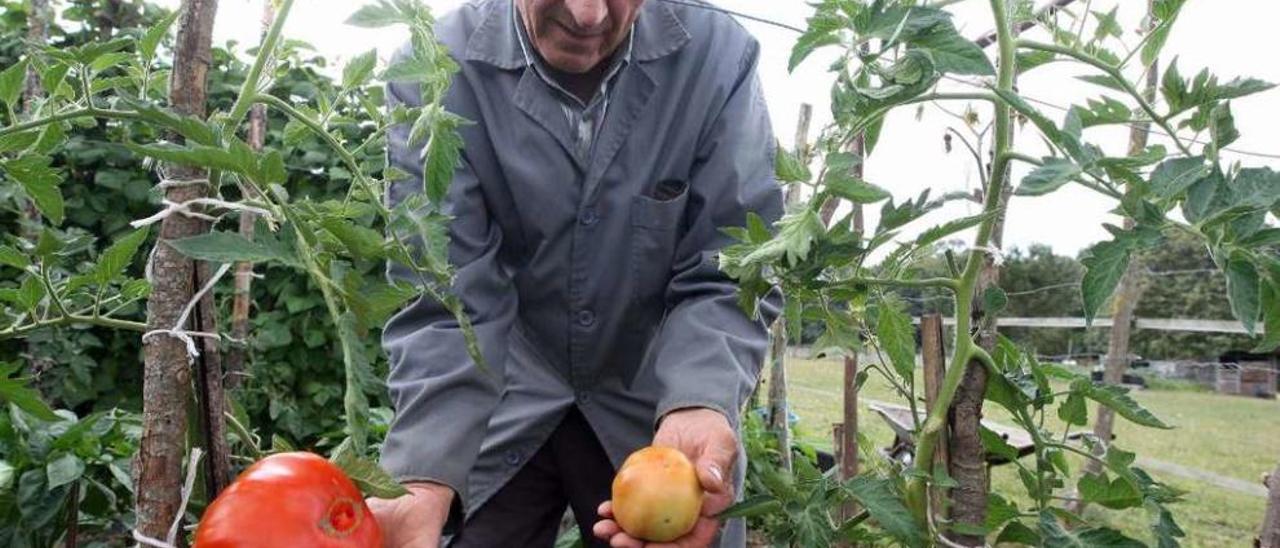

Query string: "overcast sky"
[164, 0, 1280, 257]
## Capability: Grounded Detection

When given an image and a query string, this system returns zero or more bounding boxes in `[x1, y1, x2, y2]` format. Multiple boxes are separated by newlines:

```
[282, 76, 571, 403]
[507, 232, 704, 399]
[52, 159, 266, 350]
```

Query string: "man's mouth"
[554, 19, 608, 39]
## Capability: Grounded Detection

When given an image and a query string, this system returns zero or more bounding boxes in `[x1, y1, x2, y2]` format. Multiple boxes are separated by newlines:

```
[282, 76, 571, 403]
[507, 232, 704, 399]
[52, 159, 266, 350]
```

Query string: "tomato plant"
[723, 0, 1278, 545]
[195, 452, 381, 548]
[0, 0, 470, 542]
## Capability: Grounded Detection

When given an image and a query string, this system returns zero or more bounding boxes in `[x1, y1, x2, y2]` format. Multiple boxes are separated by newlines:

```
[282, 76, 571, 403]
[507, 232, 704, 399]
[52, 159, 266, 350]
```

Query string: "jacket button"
[504, 449, 521, 466]
[579, 209, 599, 226]
[576, 309, 596, 327]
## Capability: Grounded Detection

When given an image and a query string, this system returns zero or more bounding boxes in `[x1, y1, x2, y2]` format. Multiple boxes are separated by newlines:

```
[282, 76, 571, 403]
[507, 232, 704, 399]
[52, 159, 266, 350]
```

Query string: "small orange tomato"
[611, 446, 704, 542]
[194, 452, 382, 548]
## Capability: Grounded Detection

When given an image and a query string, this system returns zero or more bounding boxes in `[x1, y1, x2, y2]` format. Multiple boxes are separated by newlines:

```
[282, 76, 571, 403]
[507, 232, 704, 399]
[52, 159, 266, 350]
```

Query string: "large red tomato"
[195, 452, 382, 548]
[611, 446, 704, 542]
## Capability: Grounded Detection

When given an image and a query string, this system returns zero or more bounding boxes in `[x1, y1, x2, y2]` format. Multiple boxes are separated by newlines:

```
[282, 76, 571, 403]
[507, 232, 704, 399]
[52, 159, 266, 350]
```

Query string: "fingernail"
[709, 464, 724, 484]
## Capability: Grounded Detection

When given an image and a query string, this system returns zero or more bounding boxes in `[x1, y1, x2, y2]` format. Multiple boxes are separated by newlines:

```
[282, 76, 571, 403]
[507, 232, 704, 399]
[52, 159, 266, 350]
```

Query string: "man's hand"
[367, 481, 454, 548]
[593, 408, 738, 548]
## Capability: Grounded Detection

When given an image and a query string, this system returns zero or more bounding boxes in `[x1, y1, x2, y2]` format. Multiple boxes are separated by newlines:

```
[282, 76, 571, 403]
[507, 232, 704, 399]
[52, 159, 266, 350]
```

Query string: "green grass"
[772, 356, 1280, 547]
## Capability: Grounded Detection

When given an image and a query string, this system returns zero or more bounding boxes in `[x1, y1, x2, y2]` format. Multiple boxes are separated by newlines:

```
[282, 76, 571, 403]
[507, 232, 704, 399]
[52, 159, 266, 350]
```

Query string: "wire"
[936, 74, 1280, 161]
[895, 267, 1227, 305]
[668, 0, 1280, 161]
[657, 0, 806, 33]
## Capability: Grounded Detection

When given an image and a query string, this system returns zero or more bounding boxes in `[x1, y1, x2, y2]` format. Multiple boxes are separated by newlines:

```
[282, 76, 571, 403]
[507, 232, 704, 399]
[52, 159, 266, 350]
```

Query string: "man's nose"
[563, 0, 608, 30]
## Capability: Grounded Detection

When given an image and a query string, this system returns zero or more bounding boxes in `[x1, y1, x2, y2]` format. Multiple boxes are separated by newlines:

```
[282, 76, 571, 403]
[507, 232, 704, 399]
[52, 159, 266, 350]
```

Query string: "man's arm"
[378, 72, 516, 534]
[650, 37, 783, 429]
[596, 36, 783, 548]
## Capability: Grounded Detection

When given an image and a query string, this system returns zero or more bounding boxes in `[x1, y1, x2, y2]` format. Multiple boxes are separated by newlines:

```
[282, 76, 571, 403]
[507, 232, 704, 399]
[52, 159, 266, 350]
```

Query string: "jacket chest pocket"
[630, 179, 690, 304]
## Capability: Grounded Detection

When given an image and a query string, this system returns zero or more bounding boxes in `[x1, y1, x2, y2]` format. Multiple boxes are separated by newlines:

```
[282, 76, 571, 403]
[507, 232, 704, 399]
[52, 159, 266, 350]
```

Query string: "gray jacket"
[380, 0, 783, 542]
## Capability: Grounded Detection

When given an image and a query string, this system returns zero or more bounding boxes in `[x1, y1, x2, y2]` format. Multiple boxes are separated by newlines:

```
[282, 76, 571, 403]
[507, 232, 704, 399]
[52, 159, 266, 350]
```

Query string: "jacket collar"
[463, 0, 691, 69]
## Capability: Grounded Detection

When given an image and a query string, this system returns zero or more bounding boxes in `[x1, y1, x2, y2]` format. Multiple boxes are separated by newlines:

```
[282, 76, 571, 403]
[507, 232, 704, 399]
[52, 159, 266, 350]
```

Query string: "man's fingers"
[598, 500, 614, 518]
[695, 430, 738, 493]
[594, 518, 622, 540]
[700, 485, 735, 517]
[609, 532, 646, 548]
[674, 517, 722, 548]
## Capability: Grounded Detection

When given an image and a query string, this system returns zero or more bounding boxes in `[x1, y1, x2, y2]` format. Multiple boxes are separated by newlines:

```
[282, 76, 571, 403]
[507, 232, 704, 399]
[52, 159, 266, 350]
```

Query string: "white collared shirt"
[512, 1, 635, 161]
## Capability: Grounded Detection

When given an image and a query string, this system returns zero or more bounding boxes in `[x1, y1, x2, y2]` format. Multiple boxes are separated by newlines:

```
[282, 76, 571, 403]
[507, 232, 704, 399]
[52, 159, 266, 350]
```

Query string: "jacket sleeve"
[650, 38, 784, 429]
[378, 73, 516, 531]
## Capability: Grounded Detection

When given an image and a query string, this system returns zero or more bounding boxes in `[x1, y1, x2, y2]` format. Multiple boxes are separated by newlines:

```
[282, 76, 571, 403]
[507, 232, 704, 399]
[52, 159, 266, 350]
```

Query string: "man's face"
[517, 0, 645, 74]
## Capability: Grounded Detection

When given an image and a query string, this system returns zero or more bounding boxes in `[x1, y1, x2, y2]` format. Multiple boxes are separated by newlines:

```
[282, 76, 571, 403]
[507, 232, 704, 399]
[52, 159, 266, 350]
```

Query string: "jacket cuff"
[654, 399, 739, 432]
[390, 472, 468, 535]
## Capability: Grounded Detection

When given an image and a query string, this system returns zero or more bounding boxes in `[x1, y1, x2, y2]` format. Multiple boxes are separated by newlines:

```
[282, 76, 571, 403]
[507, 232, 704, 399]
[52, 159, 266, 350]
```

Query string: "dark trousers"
[451, 408, 613, 548]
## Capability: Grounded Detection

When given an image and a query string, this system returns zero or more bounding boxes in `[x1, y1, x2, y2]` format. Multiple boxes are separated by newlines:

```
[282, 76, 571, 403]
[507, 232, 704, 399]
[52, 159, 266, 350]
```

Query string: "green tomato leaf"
[1149, 156, 1209, 200]
[983, 286, 1008, 315]
[0, 245, 30, 270]
[0, 155, 65, 225]
[1016, 158, 1081, 196]
[343, 49, 379, 90]
[980, 425, 1020, 462]
[45, 454, 85, 490]
[0, 460, 13, 492]
[166, 231, 298, 266]
[0, 60, 30, 108]
[1254, 279, 1280, 353]
[321, 218, 387, 261]
[717, 495, 783, 519]
[345, 1, 409, 28]
[875, 298, 916, 380]
[423, 111, 467, 204]
[0, 368, 60, 422]
[1080, 239, 1131, 324]
[1078, 472, 1142, 510]
[1057, 392, 1087, 426]
[1225, 254, 1261, 334]
[94, 227, 150, 286]
[790, 29, 841, 73]
[1041, 509, 1145, 547]
[997, 520, 1040, 545]
[140, 9, 182, 62]
[909, 23, 995, 76]
[331, 445, 410, 499]
[1209, 101, 1240, 153]
[847, 476, 923, 546]
[1072, 378, 1172, 429]
[915, 212, 994, 250]
[16, 276, 46, 312]
[1142, 0, 1187, 69]
[824, 173, 890, 205]
[775, 145, 811, 184]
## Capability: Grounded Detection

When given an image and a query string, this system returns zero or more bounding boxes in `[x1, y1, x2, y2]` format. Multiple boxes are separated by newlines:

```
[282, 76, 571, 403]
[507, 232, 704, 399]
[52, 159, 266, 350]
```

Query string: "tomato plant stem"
[905, 0, 1018, 528]
[0, 107, 140, 137]
[1016, 39, 1193, 156]
[0, 314, 147, 339]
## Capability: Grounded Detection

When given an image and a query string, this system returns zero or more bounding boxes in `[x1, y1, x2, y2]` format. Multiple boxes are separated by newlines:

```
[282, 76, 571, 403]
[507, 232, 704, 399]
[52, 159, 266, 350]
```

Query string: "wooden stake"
[137, 0, 220, 539]
[1262, 463, 1280, 548]
[764, 103, 813, 474]
[225, 0, 277, 390]
[921, 313, 948, 519]
[784, 103, 812, 207]
[1077, 1, 1158, 508]
[767, 319, 792, 473]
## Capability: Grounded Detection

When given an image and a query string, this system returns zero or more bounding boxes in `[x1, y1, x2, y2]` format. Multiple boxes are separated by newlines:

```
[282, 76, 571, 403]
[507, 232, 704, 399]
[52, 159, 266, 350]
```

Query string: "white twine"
[131, 198, 275, 229]
[132, 447, 205, 548]
[142, 262, 234, 363]
[971, 245, 1005, 267]
[154, 177, 211, 191]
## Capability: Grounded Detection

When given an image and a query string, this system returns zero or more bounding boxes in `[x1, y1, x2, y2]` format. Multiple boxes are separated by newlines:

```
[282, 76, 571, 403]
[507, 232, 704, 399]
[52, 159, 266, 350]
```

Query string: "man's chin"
[542, 51, 606, 74]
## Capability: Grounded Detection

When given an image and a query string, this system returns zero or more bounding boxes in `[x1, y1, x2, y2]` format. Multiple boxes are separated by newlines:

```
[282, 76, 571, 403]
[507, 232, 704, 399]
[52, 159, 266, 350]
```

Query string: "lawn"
[771, 355, 1280, 547]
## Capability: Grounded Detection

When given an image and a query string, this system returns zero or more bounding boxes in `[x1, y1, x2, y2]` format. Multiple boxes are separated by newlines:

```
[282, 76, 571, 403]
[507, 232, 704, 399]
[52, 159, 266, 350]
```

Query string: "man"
[368, 0, 781, 546]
